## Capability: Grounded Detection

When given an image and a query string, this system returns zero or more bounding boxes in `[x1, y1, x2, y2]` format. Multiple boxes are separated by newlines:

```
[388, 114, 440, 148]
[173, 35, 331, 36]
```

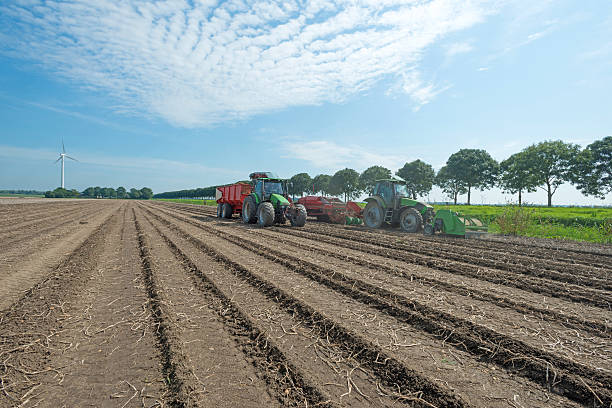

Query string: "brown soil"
[0, 200, 609, 407]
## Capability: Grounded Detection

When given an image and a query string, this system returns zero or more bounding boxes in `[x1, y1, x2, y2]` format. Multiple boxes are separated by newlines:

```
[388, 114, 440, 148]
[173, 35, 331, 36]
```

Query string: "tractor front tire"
[400, 208, 423, 233]
[222, 203, 232, 219]
[258, 202, 275, 227]
[363, 201, 383, 229]
[289, 204, 307, 227]
[424, 223, 434, 235]
[242, 196, 257, 224]
[216, 203, 222, 218]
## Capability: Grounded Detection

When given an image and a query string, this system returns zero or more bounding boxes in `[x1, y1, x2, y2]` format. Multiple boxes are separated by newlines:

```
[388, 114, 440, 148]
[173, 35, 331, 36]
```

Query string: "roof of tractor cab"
[249, 171, 280, 179]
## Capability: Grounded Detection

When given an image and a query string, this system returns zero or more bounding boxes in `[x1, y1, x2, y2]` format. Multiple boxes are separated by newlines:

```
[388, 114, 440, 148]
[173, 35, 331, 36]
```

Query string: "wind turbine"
[55, 140, 78, 189]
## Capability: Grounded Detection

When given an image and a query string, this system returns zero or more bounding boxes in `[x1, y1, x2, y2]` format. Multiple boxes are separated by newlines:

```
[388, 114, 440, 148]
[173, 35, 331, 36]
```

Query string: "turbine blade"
[62, 139, 65, 153]
[55, 156, 62, 163]
[66, 155, 78, 162]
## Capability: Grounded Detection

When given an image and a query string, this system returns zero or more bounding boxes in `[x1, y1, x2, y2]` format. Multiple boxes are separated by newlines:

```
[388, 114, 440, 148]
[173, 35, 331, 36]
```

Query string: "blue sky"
[0, 0, 610, 205]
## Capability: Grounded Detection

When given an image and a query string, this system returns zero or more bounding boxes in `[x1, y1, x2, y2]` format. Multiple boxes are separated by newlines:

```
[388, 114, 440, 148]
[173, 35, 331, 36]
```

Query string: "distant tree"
[82, 187, 95, 197]
[329, 168, 361, 202]
[102, 187, 116, 198]
[140, 187, 153, 199]
[289, 173, 313, 197]
[571, 136, 611, 199]
[359, 166, 391, 195]
[499, 152, 538, 206]
[312, 174, 332, 196]
[522, 140, 580, 207]
[445, 149, 498, 205]
[45, 188, 79, 198]
[116, 186, 127, 199]
[129, 188, 141, 199]
[435, 165, 467, 205]
[93, 186, 102, 198]
[396, 160, 435, 199]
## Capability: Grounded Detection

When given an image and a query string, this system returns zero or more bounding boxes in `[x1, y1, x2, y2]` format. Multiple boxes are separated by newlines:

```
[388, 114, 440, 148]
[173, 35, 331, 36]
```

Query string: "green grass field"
[0, 193, 45, 198]
[433, 204, 612, 244]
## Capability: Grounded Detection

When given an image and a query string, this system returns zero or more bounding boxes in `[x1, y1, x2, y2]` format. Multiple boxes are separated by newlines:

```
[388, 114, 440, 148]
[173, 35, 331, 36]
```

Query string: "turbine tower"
[55, 140, 78, 189]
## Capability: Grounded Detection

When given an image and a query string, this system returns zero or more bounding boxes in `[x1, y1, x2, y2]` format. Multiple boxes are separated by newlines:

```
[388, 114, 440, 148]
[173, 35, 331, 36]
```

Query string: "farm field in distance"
[1, 199, 610, 407]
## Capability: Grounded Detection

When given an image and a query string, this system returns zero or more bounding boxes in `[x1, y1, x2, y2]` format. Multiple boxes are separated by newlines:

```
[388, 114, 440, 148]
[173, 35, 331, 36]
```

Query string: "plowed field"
[1, 200, 610, 408]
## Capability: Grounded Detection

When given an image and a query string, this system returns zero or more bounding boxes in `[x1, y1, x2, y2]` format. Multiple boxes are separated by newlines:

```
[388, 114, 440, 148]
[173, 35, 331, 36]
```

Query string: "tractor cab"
[373, 180, 409, 209]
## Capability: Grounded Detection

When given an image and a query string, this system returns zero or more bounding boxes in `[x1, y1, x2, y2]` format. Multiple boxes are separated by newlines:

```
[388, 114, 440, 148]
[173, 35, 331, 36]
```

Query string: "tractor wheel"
[289, 204, 307, 227]
[216, 203, 222, 218]
[363, 201, 383, 229]
[257, 202, 275, 227]
[424, 223, 434, 235]
[400, 208, 423, 233]
[222, 203, 232, 219]
[242, 196, 257, 224]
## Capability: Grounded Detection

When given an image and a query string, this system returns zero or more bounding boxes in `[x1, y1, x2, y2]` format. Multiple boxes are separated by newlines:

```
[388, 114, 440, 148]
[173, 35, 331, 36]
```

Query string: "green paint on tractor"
[270, 193, 290, 207]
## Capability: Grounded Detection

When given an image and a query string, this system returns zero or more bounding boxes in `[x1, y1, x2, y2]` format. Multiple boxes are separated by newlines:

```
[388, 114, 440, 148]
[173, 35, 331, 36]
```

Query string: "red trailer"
[216, 182, 252, 218]
[297, 196, 363, 224]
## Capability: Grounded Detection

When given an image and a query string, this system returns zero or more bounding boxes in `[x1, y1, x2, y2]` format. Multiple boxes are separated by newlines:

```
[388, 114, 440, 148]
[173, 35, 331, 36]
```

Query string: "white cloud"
[0, 0, 500, 127]
[280, 140, 405, 171]
[445, 41, 474, 57]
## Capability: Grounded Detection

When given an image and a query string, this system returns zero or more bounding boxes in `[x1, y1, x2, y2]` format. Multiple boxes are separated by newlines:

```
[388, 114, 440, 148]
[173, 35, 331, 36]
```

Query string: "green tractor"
[362, 179, 435, 232]
[241, 172, 307, 227]
[362, 179, 487, 236]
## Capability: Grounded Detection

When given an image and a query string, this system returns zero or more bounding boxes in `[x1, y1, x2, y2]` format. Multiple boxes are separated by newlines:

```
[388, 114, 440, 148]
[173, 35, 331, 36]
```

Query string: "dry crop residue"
[0, 200, 609, 407]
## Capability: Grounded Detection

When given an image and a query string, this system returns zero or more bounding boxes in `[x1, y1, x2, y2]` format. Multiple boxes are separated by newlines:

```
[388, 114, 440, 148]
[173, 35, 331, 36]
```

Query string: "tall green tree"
[435, 165, 467, 204]
[129, 188, 141, 199]
[82, 187, 95, 197]
[116, 186, 127, 199]
[359, 166, 391, 195]
[396, 160, 435, 199]
[329, 168, 361, 202]
[571, 136, 611, 199]
[499, 152, 538, 206]
[289, 173, 313, 196]
[522, 140, 580, 207]
[445, 149, 498, 205]
[312, 174, 332, 195]
[140, 187, 153, 199]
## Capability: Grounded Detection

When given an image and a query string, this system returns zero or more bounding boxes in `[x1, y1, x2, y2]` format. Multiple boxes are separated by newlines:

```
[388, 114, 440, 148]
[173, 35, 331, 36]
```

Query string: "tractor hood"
[270, 193, 290, 206]
[400, 198, 433, 209]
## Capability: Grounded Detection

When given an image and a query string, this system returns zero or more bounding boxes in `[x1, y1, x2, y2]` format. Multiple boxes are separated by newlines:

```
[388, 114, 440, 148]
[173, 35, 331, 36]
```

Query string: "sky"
[0, 0, 610, 205]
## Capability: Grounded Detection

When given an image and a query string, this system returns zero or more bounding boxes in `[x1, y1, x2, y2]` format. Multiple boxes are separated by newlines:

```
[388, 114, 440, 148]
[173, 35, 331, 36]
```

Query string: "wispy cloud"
[0, 144, 242, 177]
[445, 41, 474, 57]
[280, 140, 405, 171]
[0, 0, 500, 127]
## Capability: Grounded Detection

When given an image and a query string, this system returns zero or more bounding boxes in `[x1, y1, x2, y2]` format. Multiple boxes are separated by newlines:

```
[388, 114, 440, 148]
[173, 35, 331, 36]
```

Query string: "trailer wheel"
[242, 196, 257, 224]
[289, 204, 307, 227]
[400, 208, 423, 233]
[222, 203, 232, 219]
[363, 201, 383, 228]
[257, 202, 275, 227]
[216, 204, 222, 218]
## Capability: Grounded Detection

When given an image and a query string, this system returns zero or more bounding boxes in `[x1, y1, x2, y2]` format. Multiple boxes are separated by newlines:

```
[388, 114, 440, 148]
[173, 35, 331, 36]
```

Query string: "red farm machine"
[298, 179, 487, 237]
[216, 172, 307, 227]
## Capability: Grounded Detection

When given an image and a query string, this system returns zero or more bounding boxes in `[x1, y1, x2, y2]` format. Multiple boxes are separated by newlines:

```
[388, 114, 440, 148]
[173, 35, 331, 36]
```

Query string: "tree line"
[44, 186, 153, 199]
[288, 137, 611, 207]
[153, 186, 218, 199]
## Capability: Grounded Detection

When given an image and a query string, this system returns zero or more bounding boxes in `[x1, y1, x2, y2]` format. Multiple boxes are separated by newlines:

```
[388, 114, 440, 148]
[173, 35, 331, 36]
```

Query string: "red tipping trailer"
[216, 182, 252, 218]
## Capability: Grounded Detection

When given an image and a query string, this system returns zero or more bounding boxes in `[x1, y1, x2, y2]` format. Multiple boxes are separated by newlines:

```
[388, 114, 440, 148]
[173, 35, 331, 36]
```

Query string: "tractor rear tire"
[290, 204, 307, 227]
[363, 201, 383, 229]
[242, 196, 257, 224]
[258, 202, 275, 227]
[222, 203, 232, 219]
[400, 208, 423, 233]
[216, 203, 222, 218]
